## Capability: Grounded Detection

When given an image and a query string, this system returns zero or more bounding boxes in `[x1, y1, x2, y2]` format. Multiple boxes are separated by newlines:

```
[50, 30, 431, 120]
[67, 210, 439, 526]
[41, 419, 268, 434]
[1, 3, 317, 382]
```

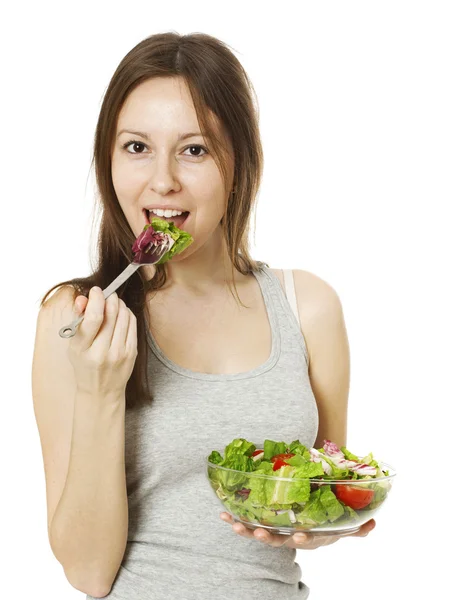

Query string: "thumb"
[74, 295, 89, 315]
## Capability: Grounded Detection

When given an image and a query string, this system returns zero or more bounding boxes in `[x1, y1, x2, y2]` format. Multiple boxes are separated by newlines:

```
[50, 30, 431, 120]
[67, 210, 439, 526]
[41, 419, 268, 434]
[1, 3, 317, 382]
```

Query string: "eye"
[122, 140, 147, 154]
[182, 145, 208, 158]
[121, 140, 208, 158]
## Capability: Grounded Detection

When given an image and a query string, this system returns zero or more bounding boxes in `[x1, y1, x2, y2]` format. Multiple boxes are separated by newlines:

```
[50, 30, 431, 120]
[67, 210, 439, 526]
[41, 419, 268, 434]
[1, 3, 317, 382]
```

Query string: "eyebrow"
[116, 129, 205, 141]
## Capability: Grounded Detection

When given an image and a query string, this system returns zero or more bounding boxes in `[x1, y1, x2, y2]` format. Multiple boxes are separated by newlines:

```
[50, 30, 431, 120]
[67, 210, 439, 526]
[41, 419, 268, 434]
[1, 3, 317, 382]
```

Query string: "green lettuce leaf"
[262, 439, 288, 460]
[148, 217, 194, 263]
[319, 485, 345, 522]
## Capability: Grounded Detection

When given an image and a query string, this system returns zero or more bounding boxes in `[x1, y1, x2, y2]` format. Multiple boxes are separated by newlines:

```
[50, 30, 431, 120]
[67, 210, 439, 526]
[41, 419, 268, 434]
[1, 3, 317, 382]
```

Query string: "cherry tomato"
[334, 484, 375, 509]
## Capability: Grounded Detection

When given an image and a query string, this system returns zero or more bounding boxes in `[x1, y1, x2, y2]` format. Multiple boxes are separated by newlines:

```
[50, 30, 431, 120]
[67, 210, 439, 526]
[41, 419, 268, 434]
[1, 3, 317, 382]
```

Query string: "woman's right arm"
[50, 388, 128, 598]
[32, 285, 137, 598]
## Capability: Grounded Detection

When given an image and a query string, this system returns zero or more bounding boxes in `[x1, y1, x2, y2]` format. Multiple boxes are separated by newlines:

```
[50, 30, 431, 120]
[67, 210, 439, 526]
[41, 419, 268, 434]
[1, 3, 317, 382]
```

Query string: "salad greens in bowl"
[207, 438, 396, 536]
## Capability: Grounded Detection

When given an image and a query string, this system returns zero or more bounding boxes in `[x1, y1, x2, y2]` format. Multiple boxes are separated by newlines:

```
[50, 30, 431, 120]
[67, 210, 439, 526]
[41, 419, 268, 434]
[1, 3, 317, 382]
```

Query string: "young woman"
[32, 31, 375, 600]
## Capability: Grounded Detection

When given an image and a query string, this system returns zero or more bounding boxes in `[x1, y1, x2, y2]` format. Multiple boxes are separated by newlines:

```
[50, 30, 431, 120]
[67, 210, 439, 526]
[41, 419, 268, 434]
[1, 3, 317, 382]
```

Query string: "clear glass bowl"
[207, 446, 396, 536]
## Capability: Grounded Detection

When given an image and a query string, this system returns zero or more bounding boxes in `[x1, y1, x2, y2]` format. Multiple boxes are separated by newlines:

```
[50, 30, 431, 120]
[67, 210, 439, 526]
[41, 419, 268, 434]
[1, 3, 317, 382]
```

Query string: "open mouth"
[143, 209, 190, 229]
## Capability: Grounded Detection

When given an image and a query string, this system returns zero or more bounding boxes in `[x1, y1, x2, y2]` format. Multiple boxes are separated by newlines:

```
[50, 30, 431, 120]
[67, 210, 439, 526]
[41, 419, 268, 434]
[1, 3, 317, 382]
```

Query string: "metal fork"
[58, 238, 174, 339]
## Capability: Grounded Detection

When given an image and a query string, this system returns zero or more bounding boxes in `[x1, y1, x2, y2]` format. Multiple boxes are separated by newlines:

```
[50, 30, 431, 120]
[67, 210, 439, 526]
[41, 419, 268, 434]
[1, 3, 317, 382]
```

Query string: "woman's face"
[111, 76, 234, 257]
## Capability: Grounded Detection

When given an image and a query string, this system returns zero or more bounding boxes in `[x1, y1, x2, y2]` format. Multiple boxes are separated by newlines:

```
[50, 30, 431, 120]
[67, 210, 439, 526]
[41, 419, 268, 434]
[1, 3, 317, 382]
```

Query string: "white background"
[2, 1, 454, 598]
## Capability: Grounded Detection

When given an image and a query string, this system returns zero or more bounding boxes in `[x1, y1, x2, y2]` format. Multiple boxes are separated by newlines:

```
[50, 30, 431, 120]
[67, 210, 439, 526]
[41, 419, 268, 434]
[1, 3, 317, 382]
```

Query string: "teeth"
[149, 208, 183, 217]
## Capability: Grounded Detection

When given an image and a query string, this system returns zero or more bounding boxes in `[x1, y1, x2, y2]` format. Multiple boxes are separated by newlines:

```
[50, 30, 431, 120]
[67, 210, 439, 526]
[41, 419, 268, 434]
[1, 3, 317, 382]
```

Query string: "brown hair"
[40, 31, 267, 410]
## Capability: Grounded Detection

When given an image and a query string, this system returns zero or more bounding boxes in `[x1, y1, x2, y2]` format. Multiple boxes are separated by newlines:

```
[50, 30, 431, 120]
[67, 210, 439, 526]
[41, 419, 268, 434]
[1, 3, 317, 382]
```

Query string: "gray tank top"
[87, 263, 318, 600]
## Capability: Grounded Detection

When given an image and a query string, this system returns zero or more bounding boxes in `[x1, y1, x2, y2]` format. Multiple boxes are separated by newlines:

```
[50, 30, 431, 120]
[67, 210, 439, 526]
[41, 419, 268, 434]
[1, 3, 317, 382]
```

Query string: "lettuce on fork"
[132, 217, 193, 264]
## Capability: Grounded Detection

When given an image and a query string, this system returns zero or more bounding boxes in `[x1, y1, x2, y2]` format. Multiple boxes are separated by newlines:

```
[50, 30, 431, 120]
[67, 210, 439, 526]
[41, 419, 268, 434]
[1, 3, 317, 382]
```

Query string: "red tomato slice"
[334, 484, 375, 509]
[252, 449, 264, 457]
[271, 453, 295, 462]
[272, 458, 289, 471]
[271, 453, 295, 471]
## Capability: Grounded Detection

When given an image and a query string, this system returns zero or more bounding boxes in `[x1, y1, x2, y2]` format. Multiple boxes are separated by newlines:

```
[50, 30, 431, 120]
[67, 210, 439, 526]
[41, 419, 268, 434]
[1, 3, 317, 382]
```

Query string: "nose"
[147, 151, 181, 195]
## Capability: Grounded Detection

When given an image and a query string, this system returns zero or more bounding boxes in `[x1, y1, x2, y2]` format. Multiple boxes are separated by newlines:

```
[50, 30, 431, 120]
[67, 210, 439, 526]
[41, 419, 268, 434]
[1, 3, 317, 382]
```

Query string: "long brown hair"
[40, 31, 267, 410]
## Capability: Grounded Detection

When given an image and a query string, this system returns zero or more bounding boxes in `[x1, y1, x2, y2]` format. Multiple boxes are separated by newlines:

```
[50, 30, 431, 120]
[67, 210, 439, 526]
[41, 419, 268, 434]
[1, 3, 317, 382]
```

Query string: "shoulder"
[283, 268, 346, 367]
[271, 269, 339, 306]
[39, 285, 79, 324]
[43, 285, 77, 308]
[292, 269, 342, 317]
[272, 267, 342, 316]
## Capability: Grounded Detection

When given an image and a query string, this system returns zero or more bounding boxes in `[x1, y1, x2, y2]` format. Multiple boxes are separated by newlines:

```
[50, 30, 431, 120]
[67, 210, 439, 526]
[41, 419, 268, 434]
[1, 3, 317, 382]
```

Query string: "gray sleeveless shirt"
[87, 263, 319, 600]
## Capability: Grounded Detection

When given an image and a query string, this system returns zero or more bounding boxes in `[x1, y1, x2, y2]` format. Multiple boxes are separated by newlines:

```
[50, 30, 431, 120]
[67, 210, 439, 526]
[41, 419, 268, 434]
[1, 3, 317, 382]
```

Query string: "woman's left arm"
[294, 269, 351, 449]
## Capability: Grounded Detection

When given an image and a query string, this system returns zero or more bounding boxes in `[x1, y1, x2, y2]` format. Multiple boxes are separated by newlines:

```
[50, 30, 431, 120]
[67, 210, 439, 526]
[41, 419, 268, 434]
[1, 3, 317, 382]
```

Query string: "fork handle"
[58, 262, 142, 338]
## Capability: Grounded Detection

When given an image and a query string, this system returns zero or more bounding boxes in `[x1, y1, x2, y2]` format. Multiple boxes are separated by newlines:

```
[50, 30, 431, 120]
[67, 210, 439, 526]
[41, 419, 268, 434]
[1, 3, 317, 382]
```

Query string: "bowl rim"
[206, 458, 397, 483]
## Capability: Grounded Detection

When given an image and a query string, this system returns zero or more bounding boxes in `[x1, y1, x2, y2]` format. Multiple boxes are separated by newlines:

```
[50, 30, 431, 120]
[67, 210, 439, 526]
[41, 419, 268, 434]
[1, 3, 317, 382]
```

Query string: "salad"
[132, 216, 193, 264]
[207, 438, 393, 531]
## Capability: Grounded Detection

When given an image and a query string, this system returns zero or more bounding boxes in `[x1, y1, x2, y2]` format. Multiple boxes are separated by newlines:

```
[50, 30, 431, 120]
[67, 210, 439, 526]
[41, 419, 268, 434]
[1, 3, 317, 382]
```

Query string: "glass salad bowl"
[206, 438, 397, 536]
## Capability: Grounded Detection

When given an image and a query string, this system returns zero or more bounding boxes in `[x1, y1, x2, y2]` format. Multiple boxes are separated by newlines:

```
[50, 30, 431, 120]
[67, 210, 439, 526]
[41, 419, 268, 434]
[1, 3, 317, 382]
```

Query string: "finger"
[220, 512, 233, 523]
[90, 291, 119, 352]
[351, 519, 376, 537]
[289, 532, 313, 547]
[77, 287, 106, 350]
[74, 295, 88, 315]
[109, 298, 130, 352]
[125, 308, 138, 356]
[221, 513, 290, 547]
[252, 527, 285, 546]
[233, 522, 285, 546]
